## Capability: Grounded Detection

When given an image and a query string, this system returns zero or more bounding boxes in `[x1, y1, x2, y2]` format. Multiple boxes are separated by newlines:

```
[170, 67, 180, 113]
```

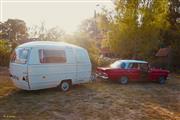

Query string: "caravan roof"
[18, 41, 84, 50]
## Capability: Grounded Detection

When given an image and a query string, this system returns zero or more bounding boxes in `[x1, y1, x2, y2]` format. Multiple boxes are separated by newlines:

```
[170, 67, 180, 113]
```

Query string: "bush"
[97, 56, 118, 67]
[98, 57, 111, 67]
[0, 40, 11, 66]
[89, 54, 115, 70]
[89, 54, 99, 70]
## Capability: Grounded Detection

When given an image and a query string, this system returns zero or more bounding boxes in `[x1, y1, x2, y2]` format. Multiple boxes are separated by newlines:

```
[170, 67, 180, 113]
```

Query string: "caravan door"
[9, 48, 30, 90]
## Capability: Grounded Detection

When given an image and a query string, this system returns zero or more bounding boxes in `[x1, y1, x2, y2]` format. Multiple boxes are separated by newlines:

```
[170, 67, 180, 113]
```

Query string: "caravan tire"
[60, 80, 71, 92]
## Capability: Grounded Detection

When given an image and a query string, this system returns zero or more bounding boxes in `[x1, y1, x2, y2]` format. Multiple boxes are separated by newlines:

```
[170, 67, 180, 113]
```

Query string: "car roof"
[18, 41, 84, 50]
[117, 60, 148, 64]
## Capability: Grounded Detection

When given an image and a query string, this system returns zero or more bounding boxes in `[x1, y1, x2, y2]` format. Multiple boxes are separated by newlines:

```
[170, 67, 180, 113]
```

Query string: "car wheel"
[60, 80, 71, 92]
[119, 76, 128, 84]
[159, 76, 166, 84]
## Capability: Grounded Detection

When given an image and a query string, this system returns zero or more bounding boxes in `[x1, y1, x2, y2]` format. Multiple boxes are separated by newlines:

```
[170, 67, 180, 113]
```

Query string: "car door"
[139, 63, 149, 80]
[127, 63, 141, 80]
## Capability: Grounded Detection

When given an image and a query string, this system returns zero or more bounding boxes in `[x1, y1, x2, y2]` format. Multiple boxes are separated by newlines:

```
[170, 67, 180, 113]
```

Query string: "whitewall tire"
[119, 76, 128, 84]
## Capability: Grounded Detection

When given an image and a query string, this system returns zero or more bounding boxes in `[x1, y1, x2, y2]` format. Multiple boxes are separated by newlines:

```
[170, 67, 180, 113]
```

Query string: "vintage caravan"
[9, 41, 92, 91]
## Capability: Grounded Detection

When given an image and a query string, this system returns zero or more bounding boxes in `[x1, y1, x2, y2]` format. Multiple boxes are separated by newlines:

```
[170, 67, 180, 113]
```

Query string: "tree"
[166, 0, 180, 69]
[98, 0, 170, 59]
[0, 39, 11, 66]
[28, 22, 65, 41]
[78, 17, 101, 40]
[0, 19, 28, 42]
[169, 0, 180, 28]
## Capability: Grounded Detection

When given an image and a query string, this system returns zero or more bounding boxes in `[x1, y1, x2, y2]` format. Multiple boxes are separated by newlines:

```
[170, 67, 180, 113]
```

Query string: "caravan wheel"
[60, 80, 71, 92]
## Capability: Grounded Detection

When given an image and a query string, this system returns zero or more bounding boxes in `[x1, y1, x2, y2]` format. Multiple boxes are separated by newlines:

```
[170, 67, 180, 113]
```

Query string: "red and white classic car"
[96, 60, 169, 84]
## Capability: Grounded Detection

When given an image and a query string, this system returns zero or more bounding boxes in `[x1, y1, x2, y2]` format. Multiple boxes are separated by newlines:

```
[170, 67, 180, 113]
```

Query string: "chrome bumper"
[96, 73, 108, 79]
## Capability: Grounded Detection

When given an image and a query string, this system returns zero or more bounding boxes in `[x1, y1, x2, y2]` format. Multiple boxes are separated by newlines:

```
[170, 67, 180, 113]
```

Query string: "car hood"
[97, 67, 111, 71]
[96, 67, 117, 72]
[96, 67, 120, 72]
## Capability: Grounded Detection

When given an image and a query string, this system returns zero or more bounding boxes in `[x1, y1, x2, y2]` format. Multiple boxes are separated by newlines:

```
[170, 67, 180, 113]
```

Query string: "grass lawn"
[0, 67, 179, 120]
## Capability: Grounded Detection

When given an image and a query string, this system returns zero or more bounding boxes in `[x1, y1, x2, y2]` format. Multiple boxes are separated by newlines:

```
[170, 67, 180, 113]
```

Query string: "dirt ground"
[0, 67, 179, 120]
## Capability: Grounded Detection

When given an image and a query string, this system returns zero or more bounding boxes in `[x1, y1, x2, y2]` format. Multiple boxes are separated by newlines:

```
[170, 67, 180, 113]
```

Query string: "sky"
[1, 0, 114, 33]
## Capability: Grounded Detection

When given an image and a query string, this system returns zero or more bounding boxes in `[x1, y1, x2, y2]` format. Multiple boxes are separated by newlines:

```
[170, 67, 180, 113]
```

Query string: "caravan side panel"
[28, 47, 76, 90]
[75, 48, 91, 83]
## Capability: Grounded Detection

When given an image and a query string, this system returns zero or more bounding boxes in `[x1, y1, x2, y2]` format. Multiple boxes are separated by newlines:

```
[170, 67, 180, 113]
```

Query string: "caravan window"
[39, 49, 66, 63]
[76, 49, 88, 63]
[11, 48, 29, 64]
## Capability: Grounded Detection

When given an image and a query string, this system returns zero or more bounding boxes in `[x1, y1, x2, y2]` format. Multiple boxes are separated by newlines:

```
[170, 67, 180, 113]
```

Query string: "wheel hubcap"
[121, 77, 127, 84]
[160, 78, 165, 84]
[62, 82, 69, 91]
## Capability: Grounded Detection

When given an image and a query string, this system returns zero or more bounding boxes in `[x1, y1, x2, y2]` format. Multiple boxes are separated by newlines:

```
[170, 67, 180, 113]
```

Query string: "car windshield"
[110, 61, 126, 69]
[11, 48, 29, 64]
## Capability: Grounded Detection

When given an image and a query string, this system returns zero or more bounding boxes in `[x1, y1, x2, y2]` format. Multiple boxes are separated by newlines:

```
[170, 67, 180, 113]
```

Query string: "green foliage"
[1, 0, 179, 69]
[98, 0, 170, 60]
[0, 19, 27, 66]
[0, 40, 11, 66]
[89, 54, 99, 70]
[97, 57, 113, 67]
[78, 18, 100, 39]
[63, 32, 100, 68]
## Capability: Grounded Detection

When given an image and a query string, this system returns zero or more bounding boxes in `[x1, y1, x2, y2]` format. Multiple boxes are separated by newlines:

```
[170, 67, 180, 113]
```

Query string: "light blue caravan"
[9, 41, 92, 91]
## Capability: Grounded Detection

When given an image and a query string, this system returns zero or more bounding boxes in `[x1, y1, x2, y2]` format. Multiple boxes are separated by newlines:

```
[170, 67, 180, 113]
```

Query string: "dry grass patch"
[0, 68, 179, 120]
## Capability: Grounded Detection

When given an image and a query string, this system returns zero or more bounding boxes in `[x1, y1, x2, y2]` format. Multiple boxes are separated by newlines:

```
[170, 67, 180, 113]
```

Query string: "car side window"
[140, 63, 149, 72]
[128, 63, 133, 68]
[128, 63, 139, 69]
[132, 63, 139, 69]
[120, 62, 126, 69]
